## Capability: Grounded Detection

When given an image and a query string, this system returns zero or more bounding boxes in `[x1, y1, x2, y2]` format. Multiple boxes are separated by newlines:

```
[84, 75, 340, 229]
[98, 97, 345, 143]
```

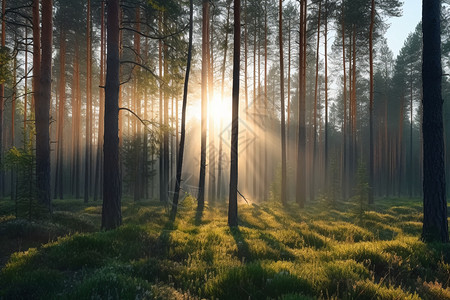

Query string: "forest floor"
[1, 196, 450, 299]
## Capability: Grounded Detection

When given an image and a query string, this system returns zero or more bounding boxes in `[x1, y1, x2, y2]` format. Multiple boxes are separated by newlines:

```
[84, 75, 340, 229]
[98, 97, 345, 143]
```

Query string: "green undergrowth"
[1, 197, 450, 299]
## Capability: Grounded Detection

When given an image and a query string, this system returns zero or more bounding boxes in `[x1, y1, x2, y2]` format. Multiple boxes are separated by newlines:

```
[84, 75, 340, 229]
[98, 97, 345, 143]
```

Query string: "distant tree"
[102, 0, 121, 230]
[421, 0, 448, 243]
[228, 0, 240, 227]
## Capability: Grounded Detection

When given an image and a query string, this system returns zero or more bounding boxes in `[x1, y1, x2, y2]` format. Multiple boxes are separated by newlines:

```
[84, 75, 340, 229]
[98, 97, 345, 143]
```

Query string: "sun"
[209, 95, 232, 125]
[189, 94, 232, 125]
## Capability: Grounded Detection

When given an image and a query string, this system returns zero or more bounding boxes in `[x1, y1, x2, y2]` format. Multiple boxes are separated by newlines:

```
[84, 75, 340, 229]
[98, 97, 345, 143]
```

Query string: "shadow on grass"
[195, 207, 204, 226]
[157, 219, 177, 257]
[230, 227, 250, 262]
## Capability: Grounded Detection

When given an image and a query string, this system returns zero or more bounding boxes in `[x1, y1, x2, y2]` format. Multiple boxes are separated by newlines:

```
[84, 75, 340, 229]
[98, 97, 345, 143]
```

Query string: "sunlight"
[210, 95, 232, 125]
[189, 93, 233, 126]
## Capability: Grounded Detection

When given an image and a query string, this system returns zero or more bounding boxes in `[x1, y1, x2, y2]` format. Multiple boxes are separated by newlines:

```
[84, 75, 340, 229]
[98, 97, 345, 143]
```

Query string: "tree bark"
[218, 2, 231, 200]
[55, 29, 66, 200]
[296, 0, 306, 207]
[94, 0, 105, 202]
[279, 0, 287, 205]
[102, 0, 121, 230]
[35, 0, 52, 211]
[84, 0, 92, 203]
[421, 0, 448, 243]
[228, 0, 240, 227]
[171, 0, 193, 220]
[198, 0, 209, 211]
[369, 0, 375, 204]
[312, 0, 321, 202]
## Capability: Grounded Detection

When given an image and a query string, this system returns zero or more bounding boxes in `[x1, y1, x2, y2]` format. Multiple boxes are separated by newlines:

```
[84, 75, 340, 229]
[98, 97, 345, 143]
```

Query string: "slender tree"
[279, 0, 287, 205]
[171, 0, 193, 220]
[84, 0, 92, 203]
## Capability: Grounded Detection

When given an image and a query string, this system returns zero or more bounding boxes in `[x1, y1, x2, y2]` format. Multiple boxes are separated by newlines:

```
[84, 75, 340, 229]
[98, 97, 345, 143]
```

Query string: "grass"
[1, 196, 450, 299]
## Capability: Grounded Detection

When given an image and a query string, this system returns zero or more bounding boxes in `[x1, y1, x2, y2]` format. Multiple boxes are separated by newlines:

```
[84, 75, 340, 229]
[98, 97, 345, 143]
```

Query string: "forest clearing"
[0, 0, 450, 298]
[1, 197, 450, 299]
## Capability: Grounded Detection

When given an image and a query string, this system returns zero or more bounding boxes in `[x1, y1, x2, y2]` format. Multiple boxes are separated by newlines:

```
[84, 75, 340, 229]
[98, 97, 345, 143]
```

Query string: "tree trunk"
[171, 0, 193, 219]
[102, 0, 122, 230]
[35, 0, 52, 211]
[312, 0, 321, 202]
[341, 6, 347, 200]
[228, 0, 240, 227]
[218, 2, 231, 200]
[368, 0, 375, 204]
[421, 0, 448, 243]
[198, 0, 209, 211]
[84, 0, 92, 203]
[324, 0, 328, 190]
[158, 13, 165, 202]
[279, 0, 287, 205]
[55, 29, 66, 200]
[296, 0, 306, 207]
[0, 1, 5, 195]
[94, 0, 105, 202]
[208, 10, 216, 202]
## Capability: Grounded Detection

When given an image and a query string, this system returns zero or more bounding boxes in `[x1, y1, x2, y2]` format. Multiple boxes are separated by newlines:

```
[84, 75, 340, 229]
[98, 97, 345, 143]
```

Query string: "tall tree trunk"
[36, 0, 52, 211]
[198, 0, 209, 211]
[30, 0, 40, 198]
[0, 1, 5, 194]
[208, 11, 216, 202]
[163, 25, 169, 205]
[55, 29, 66, 200]
[341, 5, 347, 200]
[94, 0, 105, 202]
[252, 16, 257, 198]
[279, 0, 287, 205]
[74, 46, 81, 199]
[171, 0, 193, 219]
[133, 6, 141, 202]
[158, 13, 165, 202]
[228, 0, 240, 227]
[24, 27, 28, 132]
[84, 0, 92, 203]
[312, 0, 321, 202]
[421, 0, 448, 243]
[324, 0, 328, 190]
[264, 0, 268, 200]
[218, 2, 231, 200]
[296, 0, 306, 207]
[102, 0, 121, 230]
[409, 69, 413, 198]
[368, 0, 375, 204]
[244, 0, 249, 194]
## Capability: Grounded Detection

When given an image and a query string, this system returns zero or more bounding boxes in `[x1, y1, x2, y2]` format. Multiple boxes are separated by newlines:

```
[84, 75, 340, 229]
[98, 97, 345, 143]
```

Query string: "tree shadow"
[195, 206, 204, 226]
[230, 226, 251, 262]
[157, 219, 177, 257]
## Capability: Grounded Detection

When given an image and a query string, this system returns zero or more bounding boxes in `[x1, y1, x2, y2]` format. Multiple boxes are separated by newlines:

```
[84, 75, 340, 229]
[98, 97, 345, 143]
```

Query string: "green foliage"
[0, 46, 12, 85]
[3, 126, 42, 219]
[1, 198, 450, 299]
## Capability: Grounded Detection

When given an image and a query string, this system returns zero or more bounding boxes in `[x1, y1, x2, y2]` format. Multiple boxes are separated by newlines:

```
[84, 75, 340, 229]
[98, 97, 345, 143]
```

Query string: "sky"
[385, 0, 422, 58]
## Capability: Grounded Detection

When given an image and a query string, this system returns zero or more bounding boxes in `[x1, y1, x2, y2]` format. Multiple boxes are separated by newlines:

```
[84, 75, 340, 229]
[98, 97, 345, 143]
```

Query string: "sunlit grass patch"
[309, 220, 374, 243]
[2, 197, 450, 299]
[350, 279, 420, 299]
